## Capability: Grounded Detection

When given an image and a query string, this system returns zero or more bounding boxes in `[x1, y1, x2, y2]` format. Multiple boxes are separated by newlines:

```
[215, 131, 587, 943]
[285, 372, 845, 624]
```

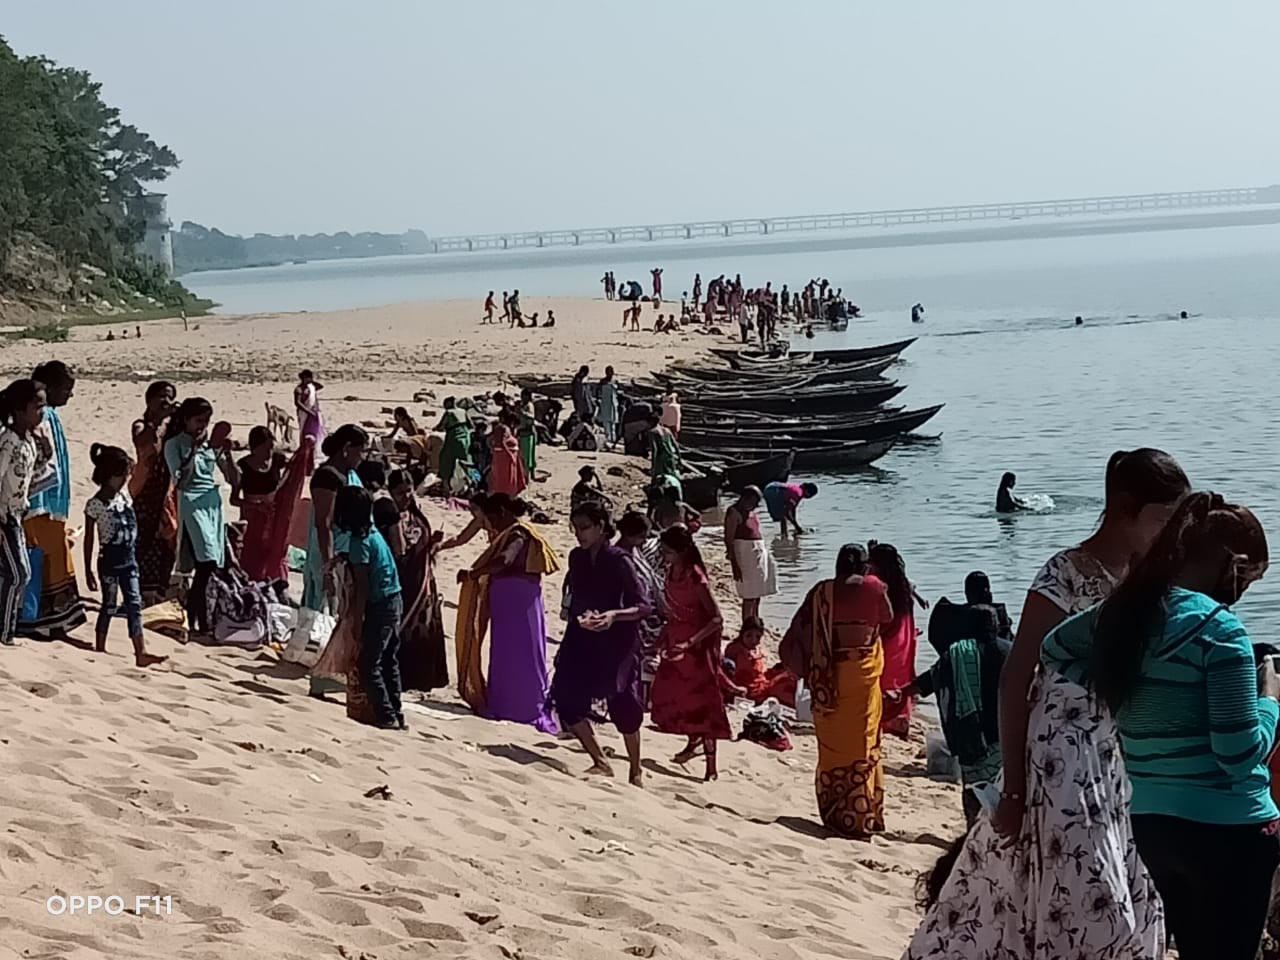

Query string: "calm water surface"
[189, 225, 1280, 655]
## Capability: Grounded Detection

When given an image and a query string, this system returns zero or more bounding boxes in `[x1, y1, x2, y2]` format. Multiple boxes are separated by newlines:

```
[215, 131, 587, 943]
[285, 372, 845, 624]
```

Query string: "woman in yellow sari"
[454, 493, 561, 731]
[781, 543, 894, 838]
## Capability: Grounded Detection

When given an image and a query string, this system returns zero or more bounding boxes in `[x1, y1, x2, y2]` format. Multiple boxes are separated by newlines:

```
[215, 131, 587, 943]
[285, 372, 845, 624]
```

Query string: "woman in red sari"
[650, 524, 734, 781]
[869, 541, 928, 738]
[231, 427, 315, 583]
[488, 411, 527, 497]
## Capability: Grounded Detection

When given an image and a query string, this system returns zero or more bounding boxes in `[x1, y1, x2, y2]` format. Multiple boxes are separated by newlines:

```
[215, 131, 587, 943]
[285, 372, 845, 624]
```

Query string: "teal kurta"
[164, 434, 226, 570]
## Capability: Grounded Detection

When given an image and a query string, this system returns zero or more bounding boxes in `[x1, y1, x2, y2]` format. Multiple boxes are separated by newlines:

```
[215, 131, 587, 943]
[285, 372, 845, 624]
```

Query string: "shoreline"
[0, 295, 955, 959]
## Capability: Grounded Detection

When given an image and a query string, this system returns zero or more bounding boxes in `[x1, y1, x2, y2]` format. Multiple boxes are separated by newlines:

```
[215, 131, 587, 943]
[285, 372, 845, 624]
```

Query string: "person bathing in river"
[996, 471, 1027, 513]
[763, 480, 818, 537]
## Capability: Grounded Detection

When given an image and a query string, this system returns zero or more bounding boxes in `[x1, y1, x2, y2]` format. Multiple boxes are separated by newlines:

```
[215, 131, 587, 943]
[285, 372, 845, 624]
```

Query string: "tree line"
[0, 35, 189, 306]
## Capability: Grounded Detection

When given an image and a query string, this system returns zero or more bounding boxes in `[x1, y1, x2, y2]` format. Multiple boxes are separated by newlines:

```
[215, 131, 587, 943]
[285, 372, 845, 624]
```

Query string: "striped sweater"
[1043, 587, 1280, 825]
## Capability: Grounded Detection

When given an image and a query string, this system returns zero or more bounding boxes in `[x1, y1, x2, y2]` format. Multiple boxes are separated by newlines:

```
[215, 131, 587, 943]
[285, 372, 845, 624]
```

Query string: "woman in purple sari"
[552, 501, 651, 786]
[455, 494, 560, 732]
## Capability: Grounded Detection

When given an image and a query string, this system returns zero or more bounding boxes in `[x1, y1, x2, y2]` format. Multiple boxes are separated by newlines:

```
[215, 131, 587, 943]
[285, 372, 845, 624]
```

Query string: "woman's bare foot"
[584, 760, 615, 778]
[94, 637, 107, 653]
[135, 653, 168, 668]
[672, 743, 704, 765]
[629, 769, 644, 788]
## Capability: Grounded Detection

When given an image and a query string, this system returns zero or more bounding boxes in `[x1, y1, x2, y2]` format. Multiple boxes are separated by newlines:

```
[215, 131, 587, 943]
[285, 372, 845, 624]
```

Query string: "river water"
[186, 222, 1280, 648]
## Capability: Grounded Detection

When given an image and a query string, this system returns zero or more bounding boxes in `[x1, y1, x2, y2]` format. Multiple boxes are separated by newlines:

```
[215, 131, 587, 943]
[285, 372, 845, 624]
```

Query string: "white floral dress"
[903, 548, 1166, 959]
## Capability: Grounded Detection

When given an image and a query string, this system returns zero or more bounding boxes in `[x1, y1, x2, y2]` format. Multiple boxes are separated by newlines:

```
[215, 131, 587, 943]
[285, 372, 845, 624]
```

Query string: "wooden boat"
[685, 437, 897, 471]
[659, 355, 894, 386]
[682, 404, 906, 426]
[680, 471, 724, 511]
[508, 374, 573, 399]
[678, 404, 944, 446]
[630, 372, 822, 398]
[682, 449, 794, 491]
[710, 337, 915, 366]
[683, 380, 906, 415]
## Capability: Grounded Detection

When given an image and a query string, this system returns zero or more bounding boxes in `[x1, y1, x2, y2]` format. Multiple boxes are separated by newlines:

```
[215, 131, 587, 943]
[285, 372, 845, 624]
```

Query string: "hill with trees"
[0, 34, 206, 330]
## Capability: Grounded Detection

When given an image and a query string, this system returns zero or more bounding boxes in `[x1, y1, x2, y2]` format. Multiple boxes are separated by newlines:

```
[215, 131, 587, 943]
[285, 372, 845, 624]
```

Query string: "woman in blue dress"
[163, 398, 240, 637]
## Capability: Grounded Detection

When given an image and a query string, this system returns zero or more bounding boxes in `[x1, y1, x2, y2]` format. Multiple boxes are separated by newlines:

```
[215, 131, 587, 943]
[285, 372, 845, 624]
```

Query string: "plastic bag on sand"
[282, 607, 334, 667]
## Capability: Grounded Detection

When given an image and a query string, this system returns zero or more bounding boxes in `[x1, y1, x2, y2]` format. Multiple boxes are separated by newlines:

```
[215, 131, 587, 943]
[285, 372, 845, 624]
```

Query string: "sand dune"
[0, 297, 960, 958]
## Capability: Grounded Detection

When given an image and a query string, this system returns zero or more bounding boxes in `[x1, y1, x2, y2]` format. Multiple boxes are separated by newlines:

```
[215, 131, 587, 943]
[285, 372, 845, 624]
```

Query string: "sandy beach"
[0, 296, 960, 959]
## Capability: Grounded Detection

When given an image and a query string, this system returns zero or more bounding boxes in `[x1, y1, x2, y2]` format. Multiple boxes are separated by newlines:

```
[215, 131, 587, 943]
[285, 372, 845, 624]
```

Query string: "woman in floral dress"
[904, 448, 1189, 959]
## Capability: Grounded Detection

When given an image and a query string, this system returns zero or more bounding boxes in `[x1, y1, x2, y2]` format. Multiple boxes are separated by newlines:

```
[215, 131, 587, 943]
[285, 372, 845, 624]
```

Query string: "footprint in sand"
[18, 681, 59, 699]
[262, 902, 308, 924]
[569, 893, 654, 927]
[318, 830, 384, 859]
[399, 920, 463, 940]
[152, 744, 199, 760]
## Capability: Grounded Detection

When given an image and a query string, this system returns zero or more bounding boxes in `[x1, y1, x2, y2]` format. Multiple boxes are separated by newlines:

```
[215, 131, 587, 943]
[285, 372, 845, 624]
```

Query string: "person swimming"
[995, 471, 1027, 513]
[911, 302, 925, 324]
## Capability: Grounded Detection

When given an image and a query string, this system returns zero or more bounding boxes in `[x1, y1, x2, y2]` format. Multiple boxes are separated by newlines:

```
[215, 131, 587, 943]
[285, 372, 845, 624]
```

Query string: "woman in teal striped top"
[1043, 491, 1276, 960]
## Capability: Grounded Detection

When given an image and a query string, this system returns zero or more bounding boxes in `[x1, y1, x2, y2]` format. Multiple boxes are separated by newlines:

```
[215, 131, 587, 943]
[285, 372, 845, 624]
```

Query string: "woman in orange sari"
[488, 411, 527, 497]
[781, 543, 894, 838]
[131, 381, 178, 603]
[232, 426, 313, 583]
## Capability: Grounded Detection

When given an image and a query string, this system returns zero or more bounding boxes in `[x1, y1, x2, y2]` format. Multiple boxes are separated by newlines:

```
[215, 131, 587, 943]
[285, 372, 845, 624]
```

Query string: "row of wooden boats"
[664, 338, 940, 507]
[508, 336, 941, 510]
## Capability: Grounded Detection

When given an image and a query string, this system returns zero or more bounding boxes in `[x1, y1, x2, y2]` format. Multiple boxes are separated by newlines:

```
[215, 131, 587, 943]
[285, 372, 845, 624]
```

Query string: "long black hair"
[1092, 491, 1269, 712]
[321, 423, 369, 460]
[0, 379, 44, 430]
[659, 523, 705, 571]
[164, 397, 213, 443]
[1102, 448, 1189, 521]
[836, 542, 870, 579]
[869, 542, 912, 616]
[145, 380, 175, 404]
[570, 500, 615, 539]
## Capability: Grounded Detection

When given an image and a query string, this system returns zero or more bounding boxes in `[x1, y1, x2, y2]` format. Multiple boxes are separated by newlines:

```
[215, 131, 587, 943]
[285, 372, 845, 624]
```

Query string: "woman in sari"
[517, 389, 538, 475]
[435, 398, 471, 491]
[131, 380, 178, 604]
[616, 510, 665, 709]
[904, 449, 1189, 959]
[163, 398, 240, 636]
[552, 501, 650, 784]
[455, 494, 560, 731]
[651, 524, 733, 781]
[294, 370, 324, 448]
[20, 361, 87, 638]
[488, 411, 526, 497]
[439, 493, 493, 551]
[781, 543, 894, 838]
[388, 469, 448, 692]
[304, 424, 369, 696]
[232, 426, 314, 583]
[869, 542, 925, 738]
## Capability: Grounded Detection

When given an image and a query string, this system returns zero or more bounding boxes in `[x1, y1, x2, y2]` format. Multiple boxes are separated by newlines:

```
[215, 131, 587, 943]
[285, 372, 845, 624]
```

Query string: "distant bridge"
[426, 185, 1280, 255]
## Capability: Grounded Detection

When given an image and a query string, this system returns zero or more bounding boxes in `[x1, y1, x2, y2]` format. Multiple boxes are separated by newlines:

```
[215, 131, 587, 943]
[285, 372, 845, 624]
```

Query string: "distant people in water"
[1074, 316, 1083, 326]
[995, 472, 1026, 513]
[1179, 310, 1188, 319]
[911, 303, 925, 324]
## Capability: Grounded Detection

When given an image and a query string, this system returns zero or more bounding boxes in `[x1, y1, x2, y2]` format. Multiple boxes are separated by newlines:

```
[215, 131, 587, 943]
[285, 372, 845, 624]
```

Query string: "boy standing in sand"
[482, 291, 497, 324]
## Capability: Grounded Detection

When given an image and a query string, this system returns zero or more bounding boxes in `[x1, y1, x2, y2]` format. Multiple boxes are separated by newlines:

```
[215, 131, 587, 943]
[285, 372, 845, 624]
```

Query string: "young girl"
[723, 617, 798, 707]
[83, 444, 166, 667]
[0, 379, 53, 646]
[333, 485, 404, 730]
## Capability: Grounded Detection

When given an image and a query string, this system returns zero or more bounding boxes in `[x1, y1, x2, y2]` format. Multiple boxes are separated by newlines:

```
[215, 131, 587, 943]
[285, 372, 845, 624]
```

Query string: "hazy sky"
[8, 1, 1280, 237]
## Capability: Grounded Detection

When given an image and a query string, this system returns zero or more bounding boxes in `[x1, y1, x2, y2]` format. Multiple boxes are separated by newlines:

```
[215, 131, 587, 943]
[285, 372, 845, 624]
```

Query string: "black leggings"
[187, 561, 218, 634]
[1132, 813, 1280, 960]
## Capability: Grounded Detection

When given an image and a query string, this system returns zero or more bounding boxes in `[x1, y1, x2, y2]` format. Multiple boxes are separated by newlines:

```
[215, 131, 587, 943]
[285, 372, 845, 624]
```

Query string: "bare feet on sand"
[584, 760, 615, 778]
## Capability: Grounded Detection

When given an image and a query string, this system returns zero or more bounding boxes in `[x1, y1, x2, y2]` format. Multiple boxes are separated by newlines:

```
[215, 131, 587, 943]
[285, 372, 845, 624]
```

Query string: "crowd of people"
[5, 345, 1279, 957]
